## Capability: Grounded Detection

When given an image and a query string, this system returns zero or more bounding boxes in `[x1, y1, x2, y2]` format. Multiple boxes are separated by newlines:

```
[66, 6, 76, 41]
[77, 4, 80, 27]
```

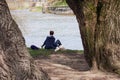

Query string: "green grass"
[28, 48, 53, 57]
[30, 6, 42, 12]
[28, 48, 84, 57]
[35, 6, 42, 11]
[53, 0, 68, 7]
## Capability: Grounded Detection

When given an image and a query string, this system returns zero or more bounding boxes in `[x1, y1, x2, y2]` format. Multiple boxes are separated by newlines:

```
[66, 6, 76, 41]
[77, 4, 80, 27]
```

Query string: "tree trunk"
[0, 0, 51, 80]
[66, 0, 120, 73]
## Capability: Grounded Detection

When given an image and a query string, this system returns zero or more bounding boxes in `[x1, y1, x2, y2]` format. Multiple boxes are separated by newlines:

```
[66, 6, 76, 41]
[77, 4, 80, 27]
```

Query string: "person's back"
[44, 36, 56, 49]
[41, 30, 63, 51]
[42, 31, 56, 49]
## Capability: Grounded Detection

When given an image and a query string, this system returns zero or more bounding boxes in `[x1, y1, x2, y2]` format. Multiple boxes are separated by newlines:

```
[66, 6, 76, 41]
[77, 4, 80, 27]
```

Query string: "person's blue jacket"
[42, 36, 56, 49]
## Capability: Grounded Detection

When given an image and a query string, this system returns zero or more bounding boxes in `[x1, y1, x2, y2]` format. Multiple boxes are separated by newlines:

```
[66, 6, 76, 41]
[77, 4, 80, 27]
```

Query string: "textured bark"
[66, 0, 120, 73]
[0, 0, 51, 80]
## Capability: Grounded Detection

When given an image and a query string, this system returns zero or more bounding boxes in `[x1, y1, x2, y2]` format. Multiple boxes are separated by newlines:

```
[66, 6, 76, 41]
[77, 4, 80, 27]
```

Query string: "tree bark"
[66, 0, 120, 73]
[0, 0, 51, 80]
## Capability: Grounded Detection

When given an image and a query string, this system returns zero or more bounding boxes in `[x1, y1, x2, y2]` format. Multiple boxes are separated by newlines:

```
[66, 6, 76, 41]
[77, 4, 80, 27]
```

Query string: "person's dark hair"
[50, 31, 54, 35]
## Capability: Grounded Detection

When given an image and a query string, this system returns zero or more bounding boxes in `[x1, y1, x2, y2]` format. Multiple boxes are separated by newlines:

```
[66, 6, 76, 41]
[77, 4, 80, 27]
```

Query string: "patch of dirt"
[34, 52, 120, 80]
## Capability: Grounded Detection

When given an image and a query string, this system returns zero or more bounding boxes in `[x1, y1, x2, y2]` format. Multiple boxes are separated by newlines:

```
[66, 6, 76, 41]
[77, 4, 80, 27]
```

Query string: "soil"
[34, 52, 120, 80]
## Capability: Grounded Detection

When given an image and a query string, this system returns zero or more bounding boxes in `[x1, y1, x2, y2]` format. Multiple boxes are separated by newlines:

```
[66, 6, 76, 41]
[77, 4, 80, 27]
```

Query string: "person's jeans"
[30, 45, 39, 50]
[54, 39, 62, 47]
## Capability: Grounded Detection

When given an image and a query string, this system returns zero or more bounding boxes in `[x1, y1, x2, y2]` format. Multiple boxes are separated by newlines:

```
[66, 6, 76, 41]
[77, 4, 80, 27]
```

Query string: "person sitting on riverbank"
[41, 30, 64, 52]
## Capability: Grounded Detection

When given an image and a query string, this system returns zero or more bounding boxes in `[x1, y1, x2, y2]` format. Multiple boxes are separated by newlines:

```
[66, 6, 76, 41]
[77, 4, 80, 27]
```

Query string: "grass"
[28, 48, 53, 57]
[28, 48, 84, 57]
[30, 6, 42, 12]
[53, 0, 68, 7]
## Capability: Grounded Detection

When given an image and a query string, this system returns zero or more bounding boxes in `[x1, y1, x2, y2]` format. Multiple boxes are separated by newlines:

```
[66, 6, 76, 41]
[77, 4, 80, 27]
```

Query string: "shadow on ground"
[34, 51, 90, 71]
[33, 50, 120, 80]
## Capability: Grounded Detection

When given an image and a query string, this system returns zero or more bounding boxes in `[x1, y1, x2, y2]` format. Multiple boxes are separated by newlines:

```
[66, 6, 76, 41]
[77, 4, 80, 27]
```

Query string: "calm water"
[11, 10, 83, 50]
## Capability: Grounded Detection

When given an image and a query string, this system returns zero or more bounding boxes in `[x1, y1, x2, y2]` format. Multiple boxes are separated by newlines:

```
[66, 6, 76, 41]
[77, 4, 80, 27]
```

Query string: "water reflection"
[11, 10, 83, 50]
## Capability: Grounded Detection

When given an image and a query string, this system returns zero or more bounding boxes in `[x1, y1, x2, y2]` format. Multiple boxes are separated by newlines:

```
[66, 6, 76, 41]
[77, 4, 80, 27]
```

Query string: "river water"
[11, 10, 83, 50]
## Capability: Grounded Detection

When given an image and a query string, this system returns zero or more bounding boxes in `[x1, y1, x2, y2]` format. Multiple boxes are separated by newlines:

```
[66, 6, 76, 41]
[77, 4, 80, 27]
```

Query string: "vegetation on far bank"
[30, 6, 42, 12]
[52, 0, 68, 7]
[28, 48, 83, 58]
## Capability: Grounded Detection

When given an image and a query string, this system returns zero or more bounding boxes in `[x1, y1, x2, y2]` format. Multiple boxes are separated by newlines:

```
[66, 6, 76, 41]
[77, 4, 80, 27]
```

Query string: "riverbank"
[28, 49, 120, 80]
[28, 48, 84, 58]
[29, 6, 74, 15]
[7, 1, 73, 15]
